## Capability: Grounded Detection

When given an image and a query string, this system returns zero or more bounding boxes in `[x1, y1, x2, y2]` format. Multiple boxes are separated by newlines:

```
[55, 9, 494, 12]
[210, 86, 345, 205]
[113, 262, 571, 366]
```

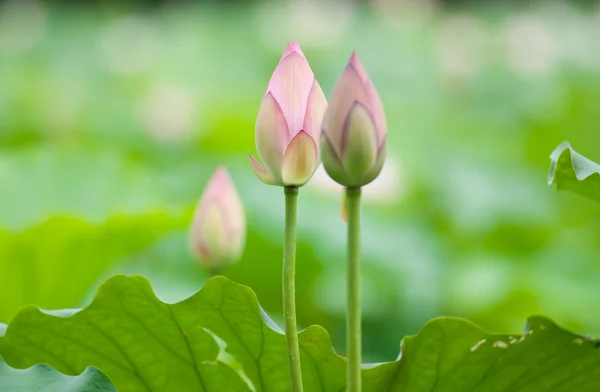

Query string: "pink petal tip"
[281, 41, 306, 61]
[348, 51, 369, 83]
[206, 166, 233, 195]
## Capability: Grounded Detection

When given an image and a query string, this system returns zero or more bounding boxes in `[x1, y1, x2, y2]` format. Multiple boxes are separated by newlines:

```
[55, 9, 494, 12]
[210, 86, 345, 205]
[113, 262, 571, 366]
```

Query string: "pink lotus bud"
[190, 167, 246, 270]
[249, 42, 327, 187]
[321, 52, 387, 187]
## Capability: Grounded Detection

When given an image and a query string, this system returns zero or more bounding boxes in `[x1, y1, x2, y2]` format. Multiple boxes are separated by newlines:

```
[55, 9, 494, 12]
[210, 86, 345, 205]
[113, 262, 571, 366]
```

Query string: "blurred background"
[2, 0, 600, 363]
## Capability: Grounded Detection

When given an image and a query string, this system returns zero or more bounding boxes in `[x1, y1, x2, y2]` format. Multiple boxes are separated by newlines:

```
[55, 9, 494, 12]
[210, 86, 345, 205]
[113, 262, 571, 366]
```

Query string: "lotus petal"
[320, 133, 348, 186]
[303, 79, 327, 141]
[280, 41, 306, 61]
[366, 81, 387, 143]
[348, 51, 369, 83]
[249, 154, 278, 186]
[341, 102, 378, 186]
[281, 130, 319, 186]
[322, 64, 370, 156]
[266, 52, 314, 136]
[255, 93, 289, 182]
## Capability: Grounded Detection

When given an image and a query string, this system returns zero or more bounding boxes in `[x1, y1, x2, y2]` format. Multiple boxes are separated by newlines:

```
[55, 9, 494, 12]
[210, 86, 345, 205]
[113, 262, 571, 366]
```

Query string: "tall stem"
[345, 187, 362, 392]
[283, 186, 303, 392]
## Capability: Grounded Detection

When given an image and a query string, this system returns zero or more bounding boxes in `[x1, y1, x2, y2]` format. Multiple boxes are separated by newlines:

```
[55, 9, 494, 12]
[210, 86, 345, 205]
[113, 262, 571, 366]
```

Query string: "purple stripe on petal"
[366, 81, 387, 143]
[348, 52, 369, 83]
[321, 131, 344, 167]
[340, 100, 378, 156]
[376, 134, 387, 160]
[322, 64, 370, 156]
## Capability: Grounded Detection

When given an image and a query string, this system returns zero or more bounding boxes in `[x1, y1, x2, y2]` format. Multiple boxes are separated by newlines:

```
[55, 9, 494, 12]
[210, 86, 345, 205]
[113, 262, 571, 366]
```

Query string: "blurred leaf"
[549, 142, 600, 203]
[0, 359, 116, 392]
[0, 149, 169, 231]
[1, 275, 599, 391]
[0, 212, 187, 322]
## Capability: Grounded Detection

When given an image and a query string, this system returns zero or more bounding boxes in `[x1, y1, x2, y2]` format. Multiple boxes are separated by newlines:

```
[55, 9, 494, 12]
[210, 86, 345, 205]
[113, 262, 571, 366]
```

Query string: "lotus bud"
[190, 167, 246, 271]
[249, 42, 327, 187]
[321, 52, 387, 187]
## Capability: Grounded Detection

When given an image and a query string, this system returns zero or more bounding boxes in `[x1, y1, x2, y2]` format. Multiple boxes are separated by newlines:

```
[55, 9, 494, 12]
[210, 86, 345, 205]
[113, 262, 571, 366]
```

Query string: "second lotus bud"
[321, 52, 387, 188]
[190, 167, 246, 271]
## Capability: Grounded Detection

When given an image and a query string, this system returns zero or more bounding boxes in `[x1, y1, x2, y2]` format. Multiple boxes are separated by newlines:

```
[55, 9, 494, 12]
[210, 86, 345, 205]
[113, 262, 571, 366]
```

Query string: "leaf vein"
[165, 305, 208, 392]
[299, 345, 326, 392]
[79, 314, 155, 392]
[427, 325, 446, 392]
[113, 287, 193, 366]
[14, 333, 78, 375]
[19, 324, 131, 372]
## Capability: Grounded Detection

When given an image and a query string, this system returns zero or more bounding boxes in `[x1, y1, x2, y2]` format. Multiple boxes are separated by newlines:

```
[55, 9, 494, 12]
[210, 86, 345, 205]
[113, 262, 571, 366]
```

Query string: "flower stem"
[345, 187, 362, 392]
[283, 186, 303, 392]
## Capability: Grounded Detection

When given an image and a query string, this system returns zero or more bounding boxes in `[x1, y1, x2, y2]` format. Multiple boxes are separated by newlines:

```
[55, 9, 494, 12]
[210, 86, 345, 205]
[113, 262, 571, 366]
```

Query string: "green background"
[1, 0, 600, 364]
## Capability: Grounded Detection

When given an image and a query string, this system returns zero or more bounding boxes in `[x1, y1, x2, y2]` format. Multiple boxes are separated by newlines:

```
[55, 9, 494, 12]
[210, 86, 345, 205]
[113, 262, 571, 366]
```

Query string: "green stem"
[283, 186, 303, 392]
[346, 187, 362, 392]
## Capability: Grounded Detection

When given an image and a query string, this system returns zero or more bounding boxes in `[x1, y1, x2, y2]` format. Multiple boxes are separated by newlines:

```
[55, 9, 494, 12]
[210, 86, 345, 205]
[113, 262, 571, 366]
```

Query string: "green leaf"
[549, 141, 600, 202]
[0, 213, 187, 322]
[1, 275, 599, 391]
[0, 321, 116, 392]
[0, 275, 344, 392]
[363, 317, 600, 391]
[0, 359, 117, 392]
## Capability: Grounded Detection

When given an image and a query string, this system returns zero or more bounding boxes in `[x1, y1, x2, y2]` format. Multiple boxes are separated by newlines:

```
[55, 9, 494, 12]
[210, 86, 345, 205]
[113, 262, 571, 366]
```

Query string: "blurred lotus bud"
[190, 167, 245, 271]
[321, 52, 387, 187]
[249, 42, 327, 187]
